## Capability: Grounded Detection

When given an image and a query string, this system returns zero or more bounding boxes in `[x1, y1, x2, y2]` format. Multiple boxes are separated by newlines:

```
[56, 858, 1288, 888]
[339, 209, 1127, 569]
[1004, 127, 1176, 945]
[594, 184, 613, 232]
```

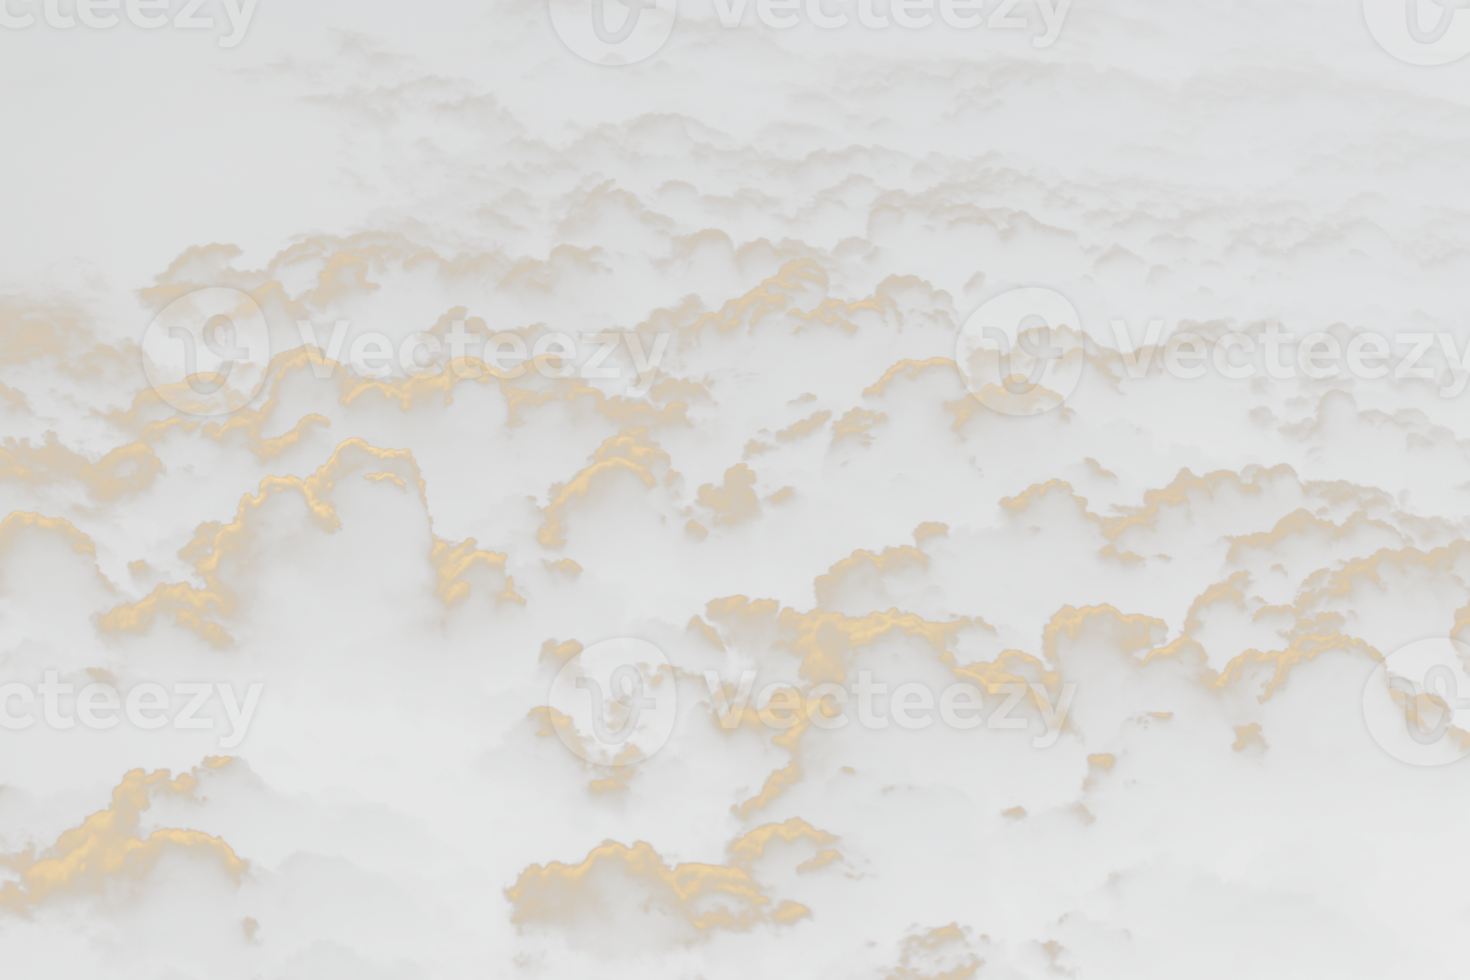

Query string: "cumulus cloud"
[0, 764, 452, 980]
[502, 840, 805, 963]
[0, 764, 260, 980]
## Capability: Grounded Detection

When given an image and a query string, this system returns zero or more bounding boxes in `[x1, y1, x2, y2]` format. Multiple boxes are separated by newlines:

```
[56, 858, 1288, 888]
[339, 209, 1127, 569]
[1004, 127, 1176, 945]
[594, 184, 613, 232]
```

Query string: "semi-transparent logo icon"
[956, 286, 1085, 417]
[549, 0, 677, 65]
[141, 287, 272, 417]
[1364, 0, 1470, 65]
[547, 637, 677, 766]
[1363, 637, 1470, 766]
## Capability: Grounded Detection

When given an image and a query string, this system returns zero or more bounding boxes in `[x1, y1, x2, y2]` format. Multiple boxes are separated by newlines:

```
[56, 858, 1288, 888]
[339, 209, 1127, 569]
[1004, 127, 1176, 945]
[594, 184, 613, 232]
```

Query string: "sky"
[3, 0, 1470, 976]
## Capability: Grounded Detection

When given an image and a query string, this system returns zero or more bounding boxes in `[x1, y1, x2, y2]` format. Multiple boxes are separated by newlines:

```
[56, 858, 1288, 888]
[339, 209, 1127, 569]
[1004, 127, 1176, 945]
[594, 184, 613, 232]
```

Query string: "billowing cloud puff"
[502, 840, 805, 963]
[0, 758, 446, 980]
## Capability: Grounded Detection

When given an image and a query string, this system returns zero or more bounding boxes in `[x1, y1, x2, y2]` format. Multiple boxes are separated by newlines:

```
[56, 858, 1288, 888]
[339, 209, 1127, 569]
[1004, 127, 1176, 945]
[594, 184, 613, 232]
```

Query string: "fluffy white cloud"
[502, 840, 805, 963]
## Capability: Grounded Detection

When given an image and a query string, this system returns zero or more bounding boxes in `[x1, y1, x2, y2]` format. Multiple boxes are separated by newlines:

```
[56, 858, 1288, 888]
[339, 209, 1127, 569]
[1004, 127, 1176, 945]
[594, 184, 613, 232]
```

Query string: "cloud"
[7, 2, 1470, 974]
[0, 764, 261, 980]
[502, 840, 805, 963]
[0, 764, 452, 980]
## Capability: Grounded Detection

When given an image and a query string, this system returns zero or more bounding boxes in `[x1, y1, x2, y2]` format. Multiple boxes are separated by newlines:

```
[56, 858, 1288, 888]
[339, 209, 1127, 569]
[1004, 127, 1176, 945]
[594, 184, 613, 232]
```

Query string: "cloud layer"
[3, 1, 1470, 976]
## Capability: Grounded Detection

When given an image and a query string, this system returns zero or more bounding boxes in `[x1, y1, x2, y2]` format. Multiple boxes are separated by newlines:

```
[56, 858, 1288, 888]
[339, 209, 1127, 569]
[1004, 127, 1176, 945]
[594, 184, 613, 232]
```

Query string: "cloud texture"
[2, 3, 1470, 975]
